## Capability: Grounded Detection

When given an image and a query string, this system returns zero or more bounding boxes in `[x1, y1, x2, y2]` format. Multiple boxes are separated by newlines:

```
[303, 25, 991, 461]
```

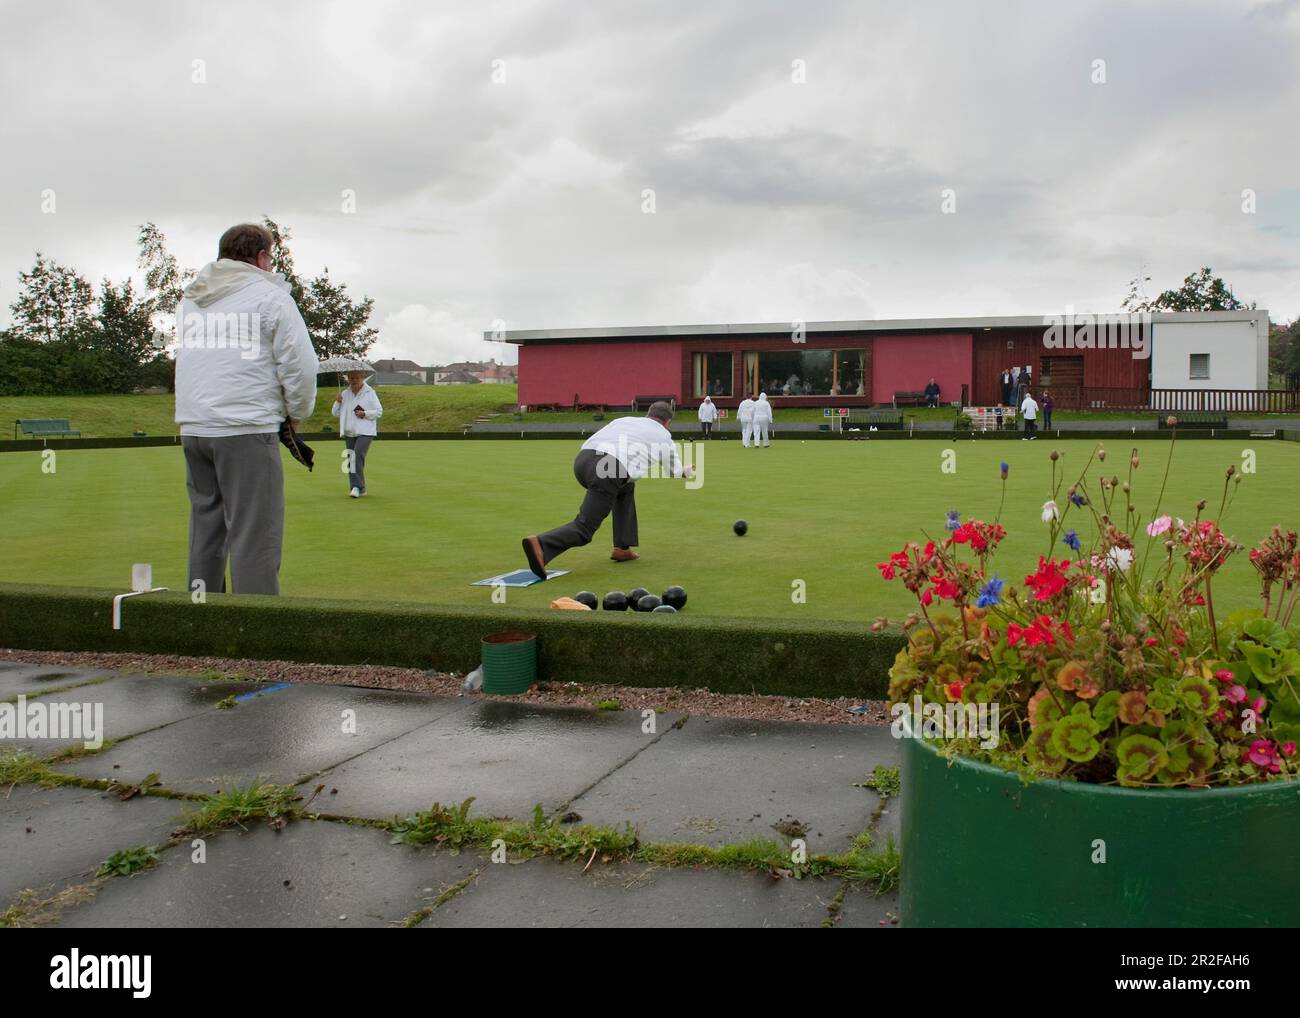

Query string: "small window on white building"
[1189, 353, 1210, 380]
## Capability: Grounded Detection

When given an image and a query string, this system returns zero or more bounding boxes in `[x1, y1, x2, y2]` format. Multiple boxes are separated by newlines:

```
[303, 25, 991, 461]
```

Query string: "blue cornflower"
[945, 510, 961, 531]
[1062, 529, 1081, 552]
[976, 574, 1004, 608]
[1000, 461, 1009, 479]
[1070, 492, 1087, 507]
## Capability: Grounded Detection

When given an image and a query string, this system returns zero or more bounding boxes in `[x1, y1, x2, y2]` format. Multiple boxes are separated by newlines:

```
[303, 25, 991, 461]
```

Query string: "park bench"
[1157, 412, 1228, 430]
[892, 390, 926, 408]
[844, 409, 904, 431]
[632, 394, 676, 412]
[14, 418, 80, 439]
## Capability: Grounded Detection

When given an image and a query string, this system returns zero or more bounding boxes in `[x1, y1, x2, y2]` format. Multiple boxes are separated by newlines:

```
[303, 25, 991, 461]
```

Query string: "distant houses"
[370, 357, 517, 386]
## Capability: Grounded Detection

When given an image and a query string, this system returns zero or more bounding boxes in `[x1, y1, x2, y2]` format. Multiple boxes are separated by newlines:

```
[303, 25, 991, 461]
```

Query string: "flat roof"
[489, 310, 1268, 344]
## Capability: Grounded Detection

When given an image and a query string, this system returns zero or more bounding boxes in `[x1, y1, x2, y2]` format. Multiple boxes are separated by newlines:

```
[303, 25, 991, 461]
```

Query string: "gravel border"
[1, 647, 891, 727]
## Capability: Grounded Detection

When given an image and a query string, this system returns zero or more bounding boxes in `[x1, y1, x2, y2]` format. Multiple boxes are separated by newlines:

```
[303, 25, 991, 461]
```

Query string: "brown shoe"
[522, 535, 547, 579]
[610, 547, 640, 562]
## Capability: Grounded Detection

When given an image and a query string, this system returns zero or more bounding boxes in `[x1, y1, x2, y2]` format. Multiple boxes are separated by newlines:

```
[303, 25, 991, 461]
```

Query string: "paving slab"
[425, 856, 835, 928]
[1, 673, 263, 758]
[0, 784, 182, 907]
[0, 664, 111, 699]
[833, 885, 902, 929]
[568, 717, 898, 851]
[316, 700, 681, 821]
[54, 683, 470, 794]
[56, 819, 483, 928]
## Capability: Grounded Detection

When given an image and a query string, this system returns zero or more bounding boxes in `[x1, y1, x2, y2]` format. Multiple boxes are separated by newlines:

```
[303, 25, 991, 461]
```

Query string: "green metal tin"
[899, 720, 1300, 927]
[481, 631, 537, 695]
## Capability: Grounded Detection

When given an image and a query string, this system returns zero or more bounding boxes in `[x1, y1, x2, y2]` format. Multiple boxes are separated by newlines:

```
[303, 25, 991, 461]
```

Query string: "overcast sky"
[2, 0, 1298, 366]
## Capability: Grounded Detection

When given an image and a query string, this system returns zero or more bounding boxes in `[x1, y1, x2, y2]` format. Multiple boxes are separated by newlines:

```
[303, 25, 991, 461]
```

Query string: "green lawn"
[7, 388, 1299, 440]
[2, 437, 1297, 622]
[4, 385, 520, 438]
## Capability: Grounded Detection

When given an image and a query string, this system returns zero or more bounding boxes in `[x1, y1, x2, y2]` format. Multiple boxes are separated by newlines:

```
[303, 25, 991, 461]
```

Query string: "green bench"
[1156, 412, 1228, 430]
[844, 410, 904, 431]
[14, 418, 81, 440]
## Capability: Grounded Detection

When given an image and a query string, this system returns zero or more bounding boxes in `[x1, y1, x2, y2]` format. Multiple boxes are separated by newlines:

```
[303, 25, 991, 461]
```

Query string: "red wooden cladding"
[971, 327, 1151, 406]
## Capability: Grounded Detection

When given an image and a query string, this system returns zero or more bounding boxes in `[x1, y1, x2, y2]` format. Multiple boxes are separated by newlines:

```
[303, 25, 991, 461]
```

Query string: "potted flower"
[877, 439, 1300, 927]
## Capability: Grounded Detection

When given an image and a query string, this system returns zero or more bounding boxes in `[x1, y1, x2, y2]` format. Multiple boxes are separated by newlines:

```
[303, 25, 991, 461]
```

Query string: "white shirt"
[737, 397, 756, 422]
[581, 416, 683, 479]
[697, 400, 717, 422]
[752, 397, 773, 424]
[1021, 396, 1039, 420]
[174, 260, 318, 437]
[331, 382, 383, 437]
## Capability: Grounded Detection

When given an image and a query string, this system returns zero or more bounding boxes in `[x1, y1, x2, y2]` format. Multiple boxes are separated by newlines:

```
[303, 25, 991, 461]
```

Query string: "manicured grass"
[4, 385, 520, 438]
[1, 437, 1296, 621]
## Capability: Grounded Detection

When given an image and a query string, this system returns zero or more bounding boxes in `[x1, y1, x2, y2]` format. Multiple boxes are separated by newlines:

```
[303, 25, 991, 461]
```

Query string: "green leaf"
[1244, 617, 1291, 649]
[1093, 691, 1121, 728]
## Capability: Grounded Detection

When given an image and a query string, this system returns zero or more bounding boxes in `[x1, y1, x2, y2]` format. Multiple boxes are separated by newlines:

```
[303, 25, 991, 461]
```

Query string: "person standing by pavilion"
[697, 395, 717, 440]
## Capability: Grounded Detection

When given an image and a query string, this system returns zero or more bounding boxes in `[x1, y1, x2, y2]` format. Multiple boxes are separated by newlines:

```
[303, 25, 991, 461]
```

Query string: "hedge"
[0, 584, 904, 700]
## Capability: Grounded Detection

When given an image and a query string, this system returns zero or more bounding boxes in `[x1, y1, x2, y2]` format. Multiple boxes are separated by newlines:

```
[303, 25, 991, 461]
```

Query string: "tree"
[1277, 317, 1300, 385]
[8, 254, 95, 343]
[92, 277, 157, 392]
[262, 216, 305, 304]
[261, 216, 378, 359]
[136, 222, 193, 320]
[299, 269, 379, 359]
[1122, 267, 1254, 312]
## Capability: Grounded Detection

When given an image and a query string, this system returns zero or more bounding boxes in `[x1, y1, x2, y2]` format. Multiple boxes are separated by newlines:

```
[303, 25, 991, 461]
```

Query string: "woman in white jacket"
[751, 393, 774, 447]
[331, 371, 383, 496]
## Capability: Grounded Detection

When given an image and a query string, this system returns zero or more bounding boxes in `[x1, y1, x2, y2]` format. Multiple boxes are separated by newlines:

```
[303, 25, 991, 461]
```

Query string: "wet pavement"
[2, 666, 900, 928]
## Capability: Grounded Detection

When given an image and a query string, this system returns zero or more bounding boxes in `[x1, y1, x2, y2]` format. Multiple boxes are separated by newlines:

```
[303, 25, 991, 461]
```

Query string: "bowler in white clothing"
[522, 401, 695, 578]
[737, 395, 756, 447]
[1020, 391, 1039, 440]
[174, 222, 318, 596]
[331, 371, 383, 496]
[697, 395, 718, 439]
[751, 392, 773, 447]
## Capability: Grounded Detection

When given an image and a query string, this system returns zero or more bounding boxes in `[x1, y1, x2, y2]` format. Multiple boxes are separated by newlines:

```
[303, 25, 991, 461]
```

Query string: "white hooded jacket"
[174, 259, 319, 437]
[752, 393, 773, 425]
[697, 398, 717, 423]
[737, 396, 756, 423]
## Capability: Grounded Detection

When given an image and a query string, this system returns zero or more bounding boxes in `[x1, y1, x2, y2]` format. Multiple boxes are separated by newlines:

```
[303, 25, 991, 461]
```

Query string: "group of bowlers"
[694, 392, 773, 446]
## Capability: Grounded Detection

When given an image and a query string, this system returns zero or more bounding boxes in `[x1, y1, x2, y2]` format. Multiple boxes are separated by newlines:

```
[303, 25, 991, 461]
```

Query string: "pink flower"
[1224, 685, 1248, 704]
[1284, 742, 1298, 757]
[1147, 516, 1173, 537]
[1213, 708, 1228, 723]
[1246, 740, 1281, 774]
[1214, 669, 1234, 683]
[1250, 696, 1267, 715]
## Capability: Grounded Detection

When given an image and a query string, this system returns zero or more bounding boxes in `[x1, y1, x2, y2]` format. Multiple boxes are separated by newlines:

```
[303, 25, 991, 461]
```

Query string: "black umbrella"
[279, 419, 315, 471]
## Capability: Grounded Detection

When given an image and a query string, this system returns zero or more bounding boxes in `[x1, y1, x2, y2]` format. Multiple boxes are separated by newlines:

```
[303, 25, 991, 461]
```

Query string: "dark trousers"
[182, 433, 284, 595]
[537, 450, 638, 563]
[1024, 418, 1038, 437]
[701, 421, 712, 439]
[345, 435, 373, 492]
[1043, 410, 1052, 430]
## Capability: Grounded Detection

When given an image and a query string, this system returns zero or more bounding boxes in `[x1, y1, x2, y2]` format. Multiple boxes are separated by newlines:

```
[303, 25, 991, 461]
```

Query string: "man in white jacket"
[331, 371, 383, 497]
[751, 392, 774, 447]
[738, 394, 756, 447]
[696, 395, 717, 440]
[522, 402, 694, 577]
[174, 223, 318, 595]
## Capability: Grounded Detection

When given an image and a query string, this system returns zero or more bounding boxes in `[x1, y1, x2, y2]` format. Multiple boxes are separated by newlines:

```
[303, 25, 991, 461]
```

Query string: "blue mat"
[472, 568, 569, 587]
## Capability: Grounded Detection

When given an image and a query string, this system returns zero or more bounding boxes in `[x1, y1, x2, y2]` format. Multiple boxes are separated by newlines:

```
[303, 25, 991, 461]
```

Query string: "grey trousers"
[536, 449, 638, 563]
[345, 435, 373, 492]
[182, 433, 284, 596]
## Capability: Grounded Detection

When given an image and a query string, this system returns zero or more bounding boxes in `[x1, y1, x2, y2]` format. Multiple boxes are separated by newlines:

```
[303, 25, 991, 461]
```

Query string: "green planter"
[481, 631, 537, 694]
[900, 721, 1300, 927]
